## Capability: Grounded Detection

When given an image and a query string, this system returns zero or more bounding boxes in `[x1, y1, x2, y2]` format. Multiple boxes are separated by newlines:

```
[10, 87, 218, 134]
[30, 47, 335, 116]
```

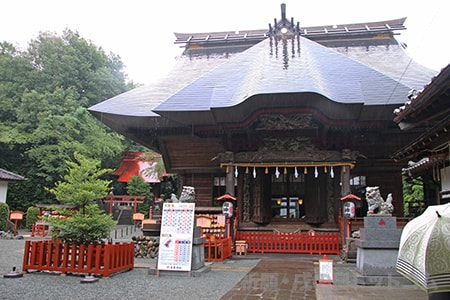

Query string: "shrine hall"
[89, 4, 437, 238]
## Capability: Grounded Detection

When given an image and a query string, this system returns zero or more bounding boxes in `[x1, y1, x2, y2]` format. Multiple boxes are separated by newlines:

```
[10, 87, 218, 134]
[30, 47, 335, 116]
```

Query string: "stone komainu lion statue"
[365, 186, 394, 215]
[178, 186, 196, 203]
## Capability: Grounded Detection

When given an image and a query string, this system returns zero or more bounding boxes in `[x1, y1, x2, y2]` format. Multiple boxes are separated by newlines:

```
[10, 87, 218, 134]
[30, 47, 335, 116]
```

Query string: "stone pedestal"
[354, 216, 409, 285]
[191, 235, 206, 270]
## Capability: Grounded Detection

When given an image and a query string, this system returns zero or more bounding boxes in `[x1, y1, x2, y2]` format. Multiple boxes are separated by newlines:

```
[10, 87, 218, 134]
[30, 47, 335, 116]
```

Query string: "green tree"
[403, 176, 424, 217]
[0, 29, 134, 211]
[46, 153, 116, 244]
[127, 175, 153, 215]
[25, 29, 133, 105]
[49, 153, 112, 213]
[127, 175, 152, 199]
[48, 204, 116, 245]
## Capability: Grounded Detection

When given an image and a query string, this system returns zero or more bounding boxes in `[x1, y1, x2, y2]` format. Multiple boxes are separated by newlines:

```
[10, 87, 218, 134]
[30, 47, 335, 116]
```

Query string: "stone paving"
[218, 253, 428, 300]
[220, 256, 316, 299]
[1, 227, 431, 299]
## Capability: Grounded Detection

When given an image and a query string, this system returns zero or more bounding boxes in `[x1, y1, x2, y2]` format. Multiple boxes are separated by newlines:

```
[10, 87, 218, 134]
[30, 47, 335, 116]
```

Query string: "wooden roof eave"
[0, 169, 26, 182]
[209, 92, 366, 126]
[401, 153, 449, 176]
[394, 64, 450, 125]
[392, 114, 450, 162]
[174, 17, 407, 45]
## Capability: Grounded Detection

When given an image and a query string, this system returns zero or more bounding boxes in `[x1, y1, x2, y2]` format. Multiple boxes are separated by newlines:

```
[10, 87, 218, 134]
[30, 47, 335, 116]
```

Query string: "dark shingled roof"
[154, 36, 414, 125]
[88, 17, 437, 149]
[0, 168, 26, 182]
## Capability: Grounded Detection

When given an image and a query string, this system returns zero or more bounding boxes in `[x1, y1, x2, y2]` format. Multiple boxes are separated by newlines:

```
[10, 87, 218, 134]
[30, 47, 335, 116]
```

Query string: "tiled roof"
[153, 36, 413, 124]
[88, 18, 437, 150]
[0, 168, 26, 182]
[393, 63, 450, 124]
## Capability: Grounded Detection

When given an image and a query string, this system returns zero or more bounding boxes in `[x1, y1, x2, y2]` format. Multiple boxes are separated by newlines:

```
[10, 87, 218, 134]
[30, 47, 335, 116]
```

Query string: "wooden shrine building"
[392, 64, 450, 207]
[89, 4, 437, 233]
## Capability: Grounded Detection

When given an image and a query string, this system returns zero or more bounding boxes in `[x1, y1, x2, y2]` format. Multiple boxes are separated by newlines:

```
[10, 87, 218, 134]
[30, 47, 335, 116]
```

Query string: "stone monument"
[354, 187, 410, 285]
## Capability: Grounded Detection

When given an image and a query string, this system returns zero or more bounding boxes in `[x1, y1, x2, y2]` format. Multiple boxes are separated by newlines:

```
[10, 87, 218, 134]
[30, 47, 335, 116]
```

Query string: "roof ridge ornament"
[268, 3, 300, 37]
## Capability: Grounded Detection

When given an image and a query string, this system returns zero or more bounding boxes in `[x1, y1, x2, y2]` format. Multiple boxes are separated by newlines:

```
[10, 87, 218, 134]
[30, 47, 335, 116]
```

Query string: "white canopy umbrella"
[396, 203, 450, 295]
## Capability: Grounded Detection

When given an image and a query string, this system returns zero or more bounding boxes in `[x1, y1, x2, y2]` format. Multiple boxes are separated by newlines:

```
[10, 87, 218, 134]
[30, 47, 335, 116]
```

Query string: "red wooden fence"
[204, 237, 233, 262]
[22, 240, 134, 277]
[31, 223, 48, 237]
[236, 231, 340, 255]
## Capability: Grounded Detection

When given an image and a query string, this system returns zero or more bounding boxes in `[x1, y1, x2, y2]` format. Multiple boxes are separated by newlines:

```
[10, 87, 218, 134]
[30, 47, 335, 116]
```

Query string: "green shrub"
[47, 204, 116, 245]
[0, 203, 10, 231]
[26, 206, 40, 230]
[128, 175, 153, 216]
[46, 153, 116, 244]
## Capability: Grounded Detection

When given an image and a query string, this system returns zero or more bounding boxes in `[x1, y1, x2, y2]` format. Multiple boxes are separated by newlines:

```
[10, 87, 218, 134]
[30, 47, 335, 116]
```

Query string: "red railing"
[236, 231, 340, 255]
[204, 237, 233, 262]
[22, 240, 134, 277]
[31, 223, 48, 237]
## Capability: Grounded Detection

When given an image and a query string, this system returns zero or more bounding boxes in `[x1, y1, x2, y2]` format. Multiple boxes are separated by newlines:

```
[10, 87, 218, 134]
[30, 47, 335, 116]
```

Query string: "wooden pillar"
[226, 166, 235, 196]
[340, 165, 351, 240]
[252, 170, 272, 224]
[341, 165, 351, 196]
[304, 168, 328, 224]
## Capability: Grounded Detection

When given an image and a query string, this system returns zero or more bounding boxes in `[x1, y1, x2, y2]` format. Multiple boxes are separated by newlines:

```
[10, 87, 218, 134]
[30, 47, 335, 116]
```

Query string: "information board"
[317, 257, 334, 284]
[10, 211, 24, 220]
[157, 203, 196, 272]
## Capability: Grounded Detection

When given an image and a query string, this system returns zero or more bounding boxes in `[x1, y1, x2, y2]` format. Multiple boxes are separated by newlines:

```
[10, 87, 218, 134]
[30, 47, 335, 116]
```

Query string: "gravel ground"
[0, 229, 260, 300]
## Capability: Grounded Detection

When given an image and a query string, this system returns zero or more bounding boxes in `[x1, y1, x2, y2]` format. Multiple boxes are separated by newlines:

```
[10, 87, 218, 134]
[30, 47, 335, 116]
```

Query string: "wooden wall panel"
[164, 137, 225, 169]
[184, 174, 213, 207]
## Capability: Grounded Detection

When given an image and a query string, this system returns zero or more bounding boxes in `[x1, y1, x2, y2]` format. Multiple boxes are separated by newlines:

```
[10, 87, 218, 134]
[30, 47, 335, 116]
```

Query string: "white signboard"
[157, 203, 196, 272]
[318, 258, 334, 284]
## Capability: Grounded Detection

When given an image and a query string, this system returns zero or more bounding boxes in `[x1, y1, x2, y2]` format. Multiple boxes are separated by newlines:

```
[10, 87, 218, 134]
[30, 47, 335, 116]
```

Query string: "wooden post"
[341, 167, 351, 239]
[226, 166, 235, 196]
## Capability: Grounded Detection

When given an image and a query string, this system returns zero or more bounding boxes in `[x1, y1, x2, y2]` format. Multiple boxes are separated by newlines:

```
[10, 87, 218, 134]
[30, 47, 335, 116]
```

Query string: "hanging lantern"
[324, 166, 328, 173]
[245, 167, 249, 174]
[275, 167, 280, 178]
[265, 167, 269, 174]
[314, 166, 319, 178]
[253, 167, 257, 178]
[343, 166, 347, 173]
[284, 167, 288, 175]
[330, 166, 334, 178]
[304, 167, 308, 174]
[235, 167, 238, 178]
[294, 167, 299, 178]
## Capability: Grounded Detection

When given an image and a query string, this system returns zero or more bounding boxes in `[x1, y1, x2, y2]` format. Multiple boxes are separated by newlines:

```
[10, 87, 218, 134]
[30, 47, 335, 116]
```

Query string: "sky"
[1, 0, 449, 85]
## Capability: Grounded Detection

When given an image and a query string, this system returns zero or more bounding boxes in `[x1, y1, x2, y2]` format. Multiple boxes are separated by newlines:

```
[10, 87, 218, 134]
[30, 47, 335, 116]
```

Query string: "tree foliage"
[402, 176, 424, 217]
[46, 153, 116, 244]
[48, 204, 116, 245]
[0, 29, 136, 211]
[49, 153, 112, 212]
[25, 206, 40, 230]
[0, 203, 9, 231]
[127, 175, 153, 215]
[127, 175, 152, 199]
